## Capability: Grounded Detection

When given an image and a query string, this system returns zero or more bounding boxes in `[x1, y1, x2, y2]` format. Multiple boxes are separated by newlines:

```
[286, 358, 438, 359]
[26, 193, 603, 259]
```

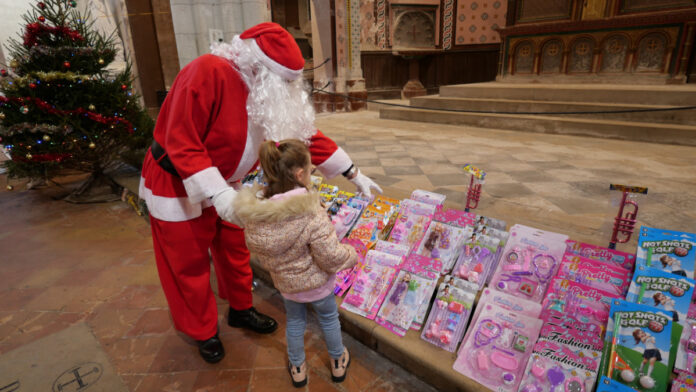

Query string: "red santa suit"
[140, 25, 353, 340]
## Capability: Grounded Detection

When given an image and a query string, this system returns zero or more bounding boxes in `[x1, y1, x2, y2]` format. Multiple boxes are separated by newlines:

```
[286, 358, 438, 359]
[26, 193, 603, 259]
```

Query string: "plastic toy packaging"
[432, 208, 476, 229]
[374, 240, 410, 258]
[600, 299, 672, 392]
[388, 210, 432, 250]
[636, 226, 696, 280]
[565, 239, 636, 271]
[334, 238, 368, 296]
[489, 224, 568, 303]
[556, 253, 632, 296]
[414, 221, 469, 273]
[331, 203, 362, 239]
[518, 340, 599, 392]
[420, 282, 476, 352]
[473, 214, 507, 232]
[627, 265, 695, 323]
[452, 303, 543, 391]
[406, 254, 444, 330]
[375, 264, 438, 336]
[410, 189, 446, 206]
[399, 198, 437, 215]
[341, 261, 397, 320]
[363, 250, 403, 268]
[595, 376, 638, 392]
[672, 370, 696, 392]
[452, 235, 500, 289]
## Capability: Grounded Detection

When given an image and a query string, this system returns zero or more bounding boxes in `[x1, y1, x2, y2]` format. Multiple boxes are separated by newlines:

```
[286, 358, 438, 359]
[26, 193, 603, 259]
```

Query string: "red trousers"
[150, 206, 253, 340]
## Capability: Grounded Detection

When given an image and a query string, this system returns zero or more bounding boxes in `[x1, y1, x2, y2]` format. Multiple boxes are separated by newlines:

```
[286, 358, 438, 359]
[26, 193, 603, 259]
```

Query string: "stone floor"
[0, 184, 437, 392]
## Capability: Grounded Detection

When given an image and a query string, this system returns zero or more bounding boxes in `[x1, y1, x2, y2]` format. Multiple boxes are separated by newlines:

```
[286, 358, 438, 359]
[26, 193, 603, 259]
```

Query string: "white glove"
[349, 170, 383, 199]
[212, 187, 242, 226]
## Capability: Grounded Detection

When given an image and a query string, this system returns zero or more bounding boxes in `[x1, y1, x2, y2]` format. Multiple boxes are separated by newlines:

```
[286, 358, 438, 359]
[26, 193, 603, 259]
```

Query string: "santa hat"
[240, 22, 304, 81]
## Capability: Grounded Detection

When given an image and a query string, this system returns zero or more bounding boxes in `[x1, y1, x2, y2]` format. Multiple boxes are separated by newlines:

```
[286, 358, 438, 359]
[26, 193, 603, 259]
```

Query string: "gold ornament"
[10, 59, 18, 68]
[88, 142, 96, 149]
[6, 185, 13, 191]
[25, 153, 33, 159]
[98, 58, 104, 65]
[26, 145, 31, 150]
[42, 135, 51, 142]
[0, 112, 5, 120]
[88, 104, 96, 111]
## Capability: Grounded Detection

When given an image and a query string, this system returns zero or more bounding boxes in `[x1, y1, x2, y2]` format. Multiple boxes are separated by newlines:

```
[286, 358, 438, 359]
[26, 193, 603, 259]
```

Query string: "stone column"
[311, 0, 336, 113]
[170, 0, 199, 67]
[346, 0, 366, 111]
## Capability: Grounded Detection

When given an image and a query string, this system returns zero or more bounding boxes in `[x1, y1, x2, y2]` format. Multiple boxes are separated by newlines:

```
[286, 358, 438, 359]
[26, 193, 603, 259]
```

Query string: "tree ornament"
[6, 184, 13, 190]
[29, 83, 37, 89]
[70, 0, 77, 7]
[88, 142, 96, 149]
[97, 58, 104, 65]
[88, 104, 95, 111]
[20, 106, 29, 114]
[0, 112, 5, 120]
[120, 84, 128, 90]
[43, 135, 51, 142]
[38, 16, 46, 22]
[38, 2, 46, 9]
[26, 153, 33, 160]
[63, 61, 71, 68]
[10, 59, 18, 68]
[0, 69, 7, 77]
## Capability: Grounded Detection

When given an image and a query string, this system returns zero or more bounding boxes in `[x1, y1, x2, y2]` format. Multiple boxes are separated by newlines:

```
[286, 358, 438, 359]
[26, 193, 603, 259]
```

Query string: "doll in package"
[420, 282, 476, 352]
[341, 256, 397, 320]
[414, 221, 469, 274]
[452, 303, 543, 392]
[637, 226, 696, 280]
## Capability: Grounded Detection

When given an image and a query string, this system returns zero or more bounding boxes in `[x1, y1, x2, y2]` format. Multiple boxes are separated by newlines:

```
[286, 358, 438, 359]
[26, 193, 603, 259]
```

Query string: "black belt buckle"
[151, 140, 180, 177]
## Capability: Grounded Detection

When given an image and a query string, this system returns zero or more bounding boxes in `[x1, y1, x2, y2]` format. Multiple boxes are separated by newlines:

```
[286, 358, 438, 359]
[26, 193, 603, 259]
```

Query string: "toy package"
[388, 210, 432, 250]
[556, 254, 632, 296]
[473, 214, 507, 232]
[375, 265, 438, 336]
[452, 235, 500, 289]
[627, 265, 695, 322]
[363, 250, 403, 268]
[420, 282, 476, 352]
[452, 303, 543, 392]
[407, 254, 445, 330]
[432, 208, 476, 229]
[341, 261, 397, 320]
[414, 221, 469, 274]
[374, 240, 410, 257]
[518, 340, 599, 392]
[334, 238, 368, 296]
[600, 299, 673, 392]
[543, 277, 618, 312]
[347, 200, 395, 245]
[596, 376, 641, 392]
[331, 203, 363, 239]
[565, 239, 636, 271]
[637, 226, 696, 280]
[410, 189, 446, 206]
[673, 370, 696, 391]
[489, 225, 568, 303]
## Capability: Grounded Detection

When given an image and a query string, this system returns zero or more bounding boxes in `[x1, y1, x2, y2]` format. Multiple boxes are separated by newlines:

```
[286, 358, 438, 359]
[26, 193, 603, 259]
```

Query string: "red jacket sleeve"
[309, 130, 353, 179]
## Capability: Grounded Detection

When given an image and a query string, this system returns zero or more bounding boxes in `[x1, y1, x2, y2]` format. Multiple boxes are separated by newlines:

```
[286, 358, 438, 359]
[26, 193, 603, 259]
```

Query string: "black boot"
[228, 306, 278, 334]
[197, 333, 225, 363]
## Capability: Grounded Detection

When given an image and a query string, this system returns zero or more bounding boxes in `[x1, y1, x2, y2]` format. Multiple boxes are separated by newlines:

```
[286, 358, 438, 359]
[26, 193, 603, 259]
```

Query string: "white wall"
[0, 1, 33, 62]
[170, 0, 270, 68]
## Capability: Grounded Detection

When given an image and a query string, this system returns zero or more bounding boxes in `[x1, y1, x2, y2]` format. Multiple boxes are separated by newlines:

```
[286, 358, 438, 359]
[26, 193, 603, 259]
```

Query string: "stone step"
[379, 107, 696, 146]
[410, 96, 696, 125]
[439, 82, 696, 106]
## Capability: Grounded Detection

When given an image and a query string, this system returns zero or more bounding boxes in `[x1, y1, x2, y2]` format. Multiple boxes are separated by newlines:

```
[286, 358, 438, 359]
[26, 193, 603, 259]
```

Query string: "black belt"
[151, 140, 179, 177]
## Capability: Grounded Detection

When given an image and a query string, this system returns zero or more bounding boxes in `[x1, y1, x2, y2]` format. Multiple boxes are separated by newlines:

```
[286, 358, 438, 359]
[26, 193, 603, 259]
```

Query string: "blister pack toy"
[627, 265, 695, 322]
[375, 265, 438, 336]
[489, 225, 568, 303]
[399, 198, 437, 215]
[596, 376, 638, 392]
[637, 227, 696, 280]
[452, 303, 543, 392]
[406, 254, 445, 330]
[432, 208, 476, 229]
[334, 238, 368, 296]
[518, 340, 599, 392]
[388, 210, 432, 250]
[410, 189, 446, 206]
[543, 277, 618, 313]
[452, 235, 500, 289]
[363, 250, 403, 268]
[601, 300, 673, 392]
[414, 221, 469, 273]
[374, 240, 410, 257]
[565, 240, 636, 271]
[331, 203, 362, 239]
[473, 214, 507, 232]
[341, 261, 397, 320]
[557, 254, 632, 296]
[421, 283, 476, 352]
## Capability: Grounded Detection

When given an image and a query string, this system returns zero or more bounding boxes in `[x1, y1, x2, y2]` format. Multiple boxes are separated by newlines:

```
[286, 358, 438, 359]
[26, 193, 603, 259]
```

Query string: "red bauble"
[0, 69, 7, 77]
[63, 61, 71, 68]
[29, 83, 37, 89]
[38, 2, 46, 9]
[120, 84, 128, 90]
[38, 16, 46, 22]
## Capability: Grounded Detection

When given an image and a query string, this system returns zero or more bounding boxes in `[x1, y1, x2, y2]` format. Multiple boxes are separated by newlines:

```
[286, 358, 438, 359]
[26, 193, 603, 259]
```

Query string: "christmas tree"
[0, 0, 153, 195]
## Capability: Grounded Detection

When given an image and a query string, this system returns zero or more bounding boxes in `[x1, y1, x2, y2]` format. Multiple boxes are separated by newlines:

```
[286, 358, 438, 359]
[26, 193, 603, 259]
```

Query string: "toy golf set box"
[637, 227, 696, 279]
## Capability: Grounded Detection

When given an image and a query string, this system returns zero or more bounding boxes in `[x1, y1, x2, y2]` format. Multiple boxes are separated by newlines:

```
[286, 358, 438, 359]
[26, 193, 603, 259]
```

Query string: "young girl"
[633, 329, 661, 379]
[653, 292, 679, 321]
[234, 140, 357, 388]
[660, 254, 687, 277]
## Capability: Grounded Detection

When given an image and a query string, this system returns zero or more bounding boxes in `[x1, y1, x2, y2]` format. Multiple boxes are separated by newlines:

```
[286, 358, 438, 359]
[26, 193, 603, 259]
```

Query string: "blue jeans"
[283, 293, 344, 366]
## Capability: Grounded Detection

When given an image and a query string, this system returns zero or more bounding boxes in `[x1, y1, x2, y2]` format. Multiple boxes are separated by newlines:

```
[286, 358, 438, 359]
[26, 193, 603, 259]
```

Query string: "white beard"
[211, 37, 316, 143]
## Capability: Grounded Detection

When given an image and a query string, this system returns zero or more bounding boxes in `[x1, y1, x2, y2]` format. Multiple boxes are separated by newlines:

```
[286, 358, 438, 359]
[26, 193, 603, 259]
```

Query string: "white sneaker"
[331, 347, 351, 383]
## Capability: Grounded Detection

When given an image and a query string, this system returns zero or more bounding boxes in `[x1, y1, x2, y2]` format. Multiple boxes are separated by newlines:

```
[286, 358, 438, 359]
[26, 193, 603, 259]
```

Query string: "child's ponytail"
[258, 139, 311, 198]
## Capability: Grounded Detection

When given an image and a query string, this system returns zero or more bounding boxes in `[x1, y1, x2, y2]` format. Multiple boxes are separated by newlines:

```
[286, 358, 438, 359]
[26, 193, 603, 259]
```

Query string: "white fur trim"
[247, 39, 303, 81]
[316, 147, 353, 179]
[182, 166, 229, 204]
[139, 178, 213, 222]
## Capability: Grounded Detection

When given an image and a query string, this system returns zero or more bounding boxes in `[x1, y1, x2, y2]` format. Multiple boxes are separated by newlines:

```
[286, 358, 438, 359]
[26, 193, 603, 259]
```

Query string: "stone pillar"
[401, 57, 426, 99]
[151, 0, 180, 90]
[311, 0, 336, 113]
[346, 0, 366, 111]
[170, 0, 199, 67]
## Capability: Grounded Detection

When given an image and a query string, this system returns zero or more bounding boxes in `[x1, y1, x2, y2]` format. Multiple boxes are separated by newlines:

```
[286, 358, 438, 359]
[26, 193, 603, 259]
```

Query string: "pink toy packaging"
[375, 262, 439, 336]
[421, 282, 476, 352]
[543, 277, 618, 311]
[331, 203, 362, 239]
[452, 235, 501, 290]
[363, 249, 403, 268]
[410, 189, 446, 206]
[489, 225, 568, 303]
[452, 303, 543, 392]
[388, 211, 432, 250]
[334, 238, 368, 296]
[341, 260, 397, 320]
[565, 239, 636, 271]
[414, 221, 470, 274]
[432, 208, 476, 229]
[374, 240, 410, 258]
[518, 340, 600, 392]
[407, 254, 444, 330]
[556, 254, 632, 296]
[399, 198, 437, 215]
[473, 214, 507, 232]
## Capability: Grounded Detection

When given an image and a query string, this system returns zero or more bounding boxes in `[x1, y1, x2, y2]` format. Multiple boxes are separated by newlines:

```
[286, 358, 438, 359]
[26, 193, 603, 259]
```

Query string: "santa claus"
[139, 22, 381, 363]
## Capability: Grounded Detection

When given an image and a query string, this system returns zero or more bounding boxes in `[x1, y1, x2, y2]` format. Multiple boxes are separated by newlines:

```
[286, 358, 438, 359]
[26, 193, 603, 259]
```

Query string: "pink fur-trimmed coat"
[234, 186, 357, 294]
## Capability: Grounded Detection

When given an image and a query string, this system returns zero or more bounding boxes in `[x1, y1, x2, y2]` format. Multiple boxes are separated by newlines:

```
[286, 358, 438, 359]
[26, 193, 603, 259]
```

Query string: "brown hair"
[258, 139, 311, 198]
[653, 292, 665, 306]
[660, 255, 669, 267]
[633, 329, 642, 344]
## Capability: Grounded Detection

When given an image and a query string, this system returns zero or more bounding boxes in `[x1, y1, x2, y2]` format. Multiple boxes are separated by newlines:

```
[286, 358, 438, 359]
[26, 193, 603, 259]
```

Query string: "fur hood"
[234, 185, 321, 224]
